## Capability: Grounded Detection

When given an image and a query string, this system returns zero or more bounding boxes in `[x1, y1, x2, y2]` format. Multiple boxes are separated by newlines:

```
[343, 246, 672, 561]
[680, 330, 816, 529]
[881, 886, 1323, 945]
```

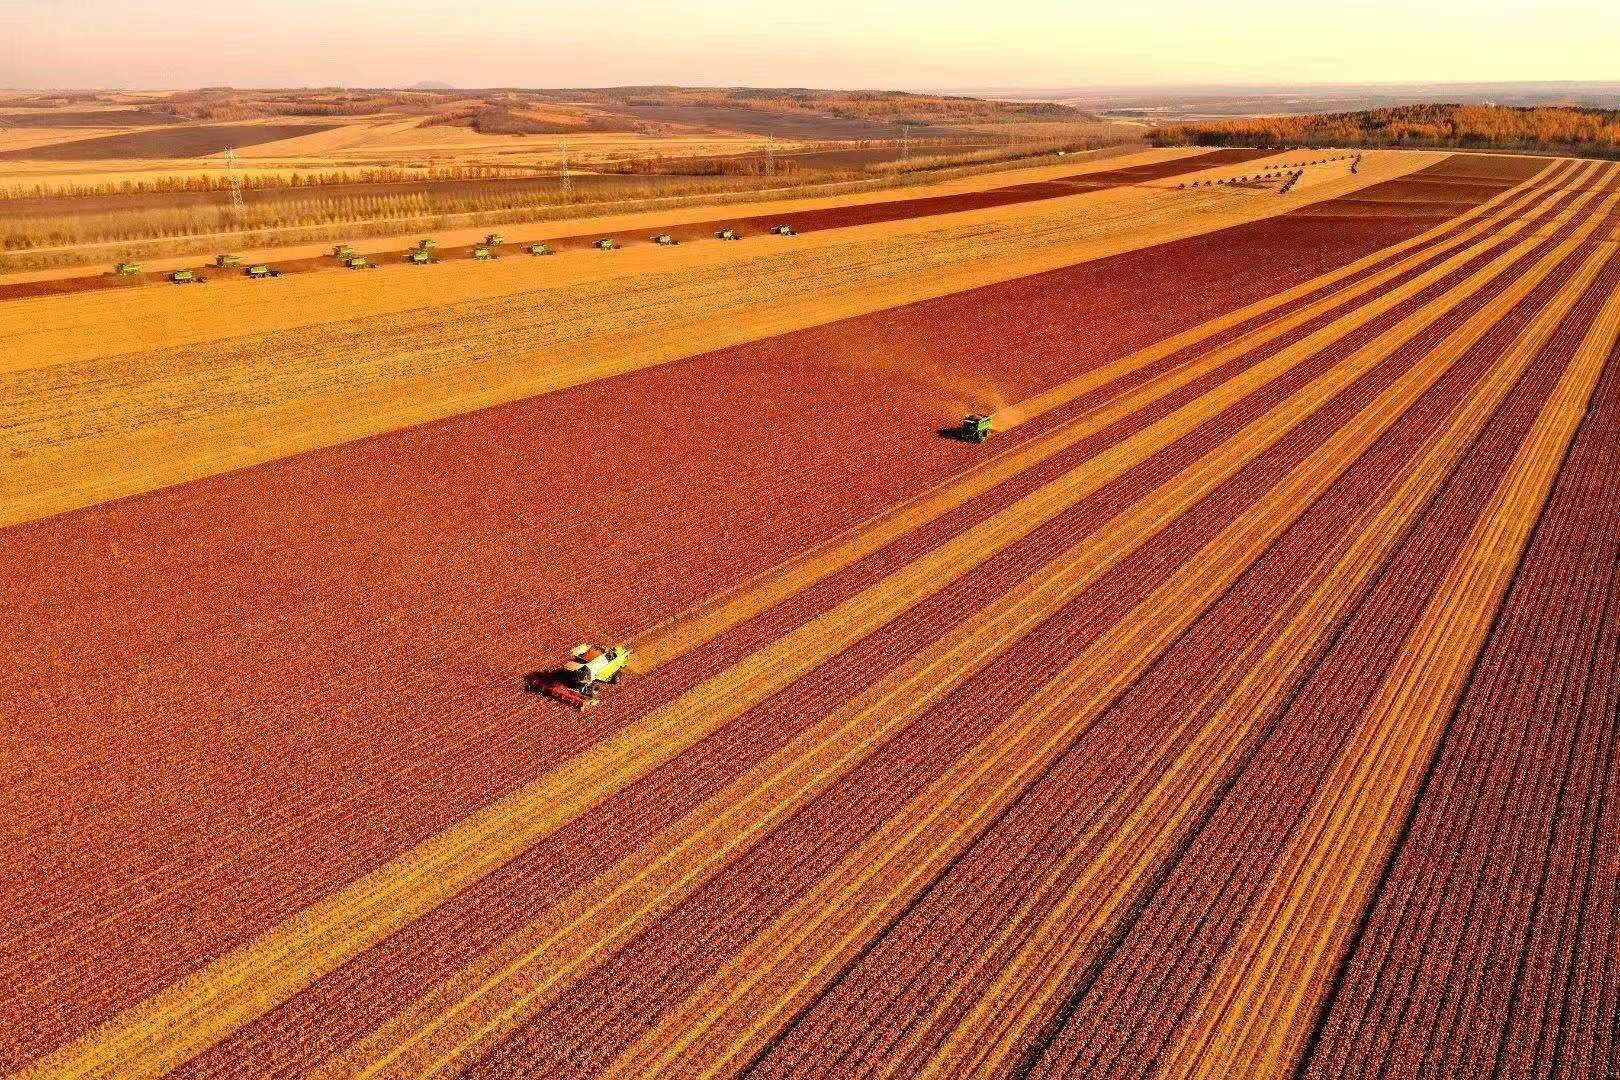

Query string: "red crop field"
[5, 144, 1618, 1080]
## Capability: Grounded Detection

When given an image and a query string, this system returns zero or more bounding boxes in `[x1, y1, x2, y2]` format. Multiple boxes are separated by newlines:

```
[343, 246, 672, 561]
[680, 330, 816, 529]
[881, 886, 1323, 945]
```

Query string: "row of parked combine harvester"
[526, 409, 999, 711]
[110, 223, 801, 284]
[1176, 152, 1363, 195]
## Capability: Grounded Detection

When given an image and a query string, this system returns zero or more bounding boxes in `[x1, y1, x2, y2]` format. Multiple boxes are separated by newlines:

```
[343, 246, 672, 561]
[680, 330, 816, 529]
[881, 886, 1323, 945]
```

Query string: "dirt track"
[2, 152, 1574, 1073]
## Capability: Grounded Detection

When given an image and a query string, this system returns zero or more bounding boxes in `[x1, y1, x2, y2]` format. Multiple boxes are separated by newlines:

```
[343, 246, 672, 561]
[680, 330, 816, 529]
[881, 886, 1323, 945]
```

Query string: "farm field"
[0, 147, 1457, 528]
[6, 146, 1620, 1080]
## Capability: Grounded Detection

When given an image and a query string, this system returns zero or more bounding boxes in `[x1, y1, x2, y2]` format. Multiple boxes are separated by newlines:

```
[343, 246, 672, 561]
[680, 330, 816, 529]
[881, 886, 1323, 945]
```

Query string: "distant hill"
[1153, 104, 1620, 158]
[405, 81, 453, 91]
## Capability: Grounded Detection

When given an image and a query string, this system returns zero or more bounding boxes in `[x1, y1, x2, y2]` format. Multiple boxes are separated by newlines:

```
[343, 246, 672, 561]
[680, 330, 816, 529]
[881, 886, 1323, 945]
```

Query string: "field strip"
[904, 238, 1620, 1078]
[315, 198, 1573, 1075]
[582, 203, 1620, 1080]
[19, 163, 1606, 1080]
[625, 160, 1581, 672]
[0, 158, 1567, 966]
[1150, 271, 1620, 1080]
[0, 150, 1439, 527]
[316, 171, 1618, 1078]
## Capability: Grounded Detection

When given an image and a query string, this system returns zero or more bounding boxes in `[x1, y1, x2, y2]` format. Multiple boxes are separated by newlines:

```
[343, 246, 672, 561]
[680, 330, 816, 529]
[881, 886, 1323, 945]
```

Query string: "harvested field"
[0, 123, 345, 161]
[7, 149, 1619, 1079]
[620, 104, 914, 139]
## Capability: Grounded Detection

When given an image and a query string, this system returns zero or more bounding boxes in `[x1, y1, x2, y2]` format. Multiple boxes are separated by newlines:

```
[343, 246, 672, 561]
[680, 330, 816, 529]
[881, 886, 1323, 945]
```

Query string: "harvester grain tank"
[771, 224, 796, 236]
[113, 262, 142, 276]
[594, 237, 618, 250]
[956, 413, 993, 443]
[716, 227, 741, 240]
[527, 643, 633, 709]
[169, 269, 205, 284]
[526, 243, 555, 256]
[214, 254, 241, 269]
[244, 264, 282, 279]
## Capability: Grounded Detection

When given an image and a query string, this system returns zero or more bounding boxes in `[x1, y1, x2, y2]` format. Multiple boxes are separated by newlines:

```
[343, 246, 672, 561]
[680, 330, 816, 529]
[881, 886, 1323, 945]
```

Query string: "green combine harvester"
[416, 239, 437, 252]
[484, 233, 505, 246]
[594, 237, 618, 250]
[771, 224, 796, 236]
[168, 269, 205, 285]
[113, 262, 142, 276]
[344, 255, 374, 270]
[406, 250, 432, 265]
[652, 233, 678, 246]
[956, 413, 994, 443]
[716, 227, 741, 241]
[526, 243, 555, 256]
[214, 254, 241, 269]
[332, 244, 358, 259]
[471, 246, 495, 260]
[244, 264, 281, 279]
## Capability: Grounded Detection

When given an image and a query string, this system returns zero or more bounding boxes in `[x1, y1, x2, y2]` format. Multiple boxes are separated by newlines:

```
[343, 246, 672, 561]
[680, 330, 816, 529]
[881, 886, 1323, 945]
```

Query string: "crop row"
[1026, 243, 1620, 1078]
[741, 212, 1611, 1077]
[456, 204, 1613, 1076]
[1301, 285, 1620, 1079]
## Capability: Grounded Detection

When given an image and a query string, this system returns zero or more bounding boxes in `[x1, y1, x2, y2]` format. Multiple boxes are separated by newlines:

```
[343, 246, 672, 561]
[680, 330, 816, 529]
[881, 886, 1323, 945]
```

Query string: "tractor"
[406, 250, 432, 265]
[484, 233, 505, 247]
[344, 255, 374, 270]
[594, 237, 618, 250]
[526, 643, 633, 709]
[716, 227, 741, 241]
[113, 262, 142, 276]
[652, 233, 678, 246]
[471, 246, 495, 260]
[955, 413, 994, 443]
[526, 243, 555, 256]
[169, 269, 205, 285]
[244, 264, 282, 279]
[214, 254, 241, 269]
[771, 224, 796, 236]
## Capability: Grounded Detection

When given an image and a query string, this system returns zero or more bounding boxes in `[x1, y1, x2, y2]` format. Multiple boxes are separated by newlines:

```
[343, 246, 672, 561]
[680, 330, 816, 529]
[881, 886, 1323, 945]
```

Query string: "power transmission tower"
[558, 140, 572, 201]
[225, 146, 245, 219]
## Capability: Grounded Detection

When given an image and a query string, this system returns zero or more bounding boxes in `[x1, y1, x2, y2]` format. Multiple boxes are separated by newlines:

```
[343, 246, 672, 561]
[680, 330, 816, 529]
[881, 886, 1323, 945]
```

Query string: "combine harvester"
[344, 255, 375, 270]
[771, 224, 796, 236]
[213, 254, 241, 269]
[526, 643, 633, 709]
[526, 243, 555, 256]
[652, 233, 679, 246]
[595, 237, 619, 250]
[471, 246, 496, 261]
[168, 269, 206, 285]
[716, 227, 742, 241]
[112, 262, 141, 276]
[952, 413, 994, 443]
[244, 264, 281, 279]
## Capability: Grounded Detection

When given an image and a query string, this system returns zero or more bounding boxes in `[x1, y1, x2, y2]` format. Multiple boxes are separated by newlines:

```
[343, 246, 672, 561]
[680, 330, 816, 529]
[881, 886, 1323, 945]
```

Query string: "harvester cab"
[169, 269, 205, 285]
[113, 262, 142, 276]
[956, 413, 994, 443]
[214, 254, 241, 268]
[526, 243, 555, 256]
[244, 264, 282, 279]
[594, 237, 618, 250]
[528, 643, 633, 709]
[716, 227, 741, 241]
[484, 233, 505, 247]
[407, 250, 432, 264]
[771, 224, 796, 236]
[471, 246, 495, 260]
[652, 233, 678, 246]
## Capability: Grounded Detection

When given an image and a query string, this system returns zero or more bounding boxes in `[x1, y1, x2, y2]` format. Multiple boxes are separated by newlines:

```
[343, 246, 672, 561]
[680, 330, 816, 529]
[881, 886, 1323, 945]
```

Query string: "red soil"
[0, 152, 1540, 1069]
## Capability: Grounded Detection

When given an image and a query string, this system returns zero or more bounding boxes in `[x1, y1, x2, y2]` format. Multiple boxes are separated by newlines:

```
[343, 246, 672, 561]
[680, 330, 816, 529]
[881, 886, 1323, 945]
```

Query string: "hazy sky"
[3, 0, 1616, 91]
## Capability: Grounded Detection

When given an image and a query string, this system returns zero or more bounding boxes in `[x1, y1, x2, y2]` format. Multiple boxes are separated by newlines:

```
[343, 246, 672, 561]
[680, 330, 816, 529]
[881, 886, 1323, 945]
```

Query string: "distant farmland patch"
[624, 104, 914, 139]
[0, 123, 343, 161]
[0, 109, 178, 128]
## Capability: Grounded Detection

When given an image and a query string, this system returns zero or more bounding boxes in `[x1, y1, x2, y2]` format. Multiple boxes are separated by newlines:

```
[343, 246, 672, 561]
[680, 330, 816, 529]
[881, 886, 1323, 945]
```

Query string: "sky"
[2, 0, 1616, 91]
